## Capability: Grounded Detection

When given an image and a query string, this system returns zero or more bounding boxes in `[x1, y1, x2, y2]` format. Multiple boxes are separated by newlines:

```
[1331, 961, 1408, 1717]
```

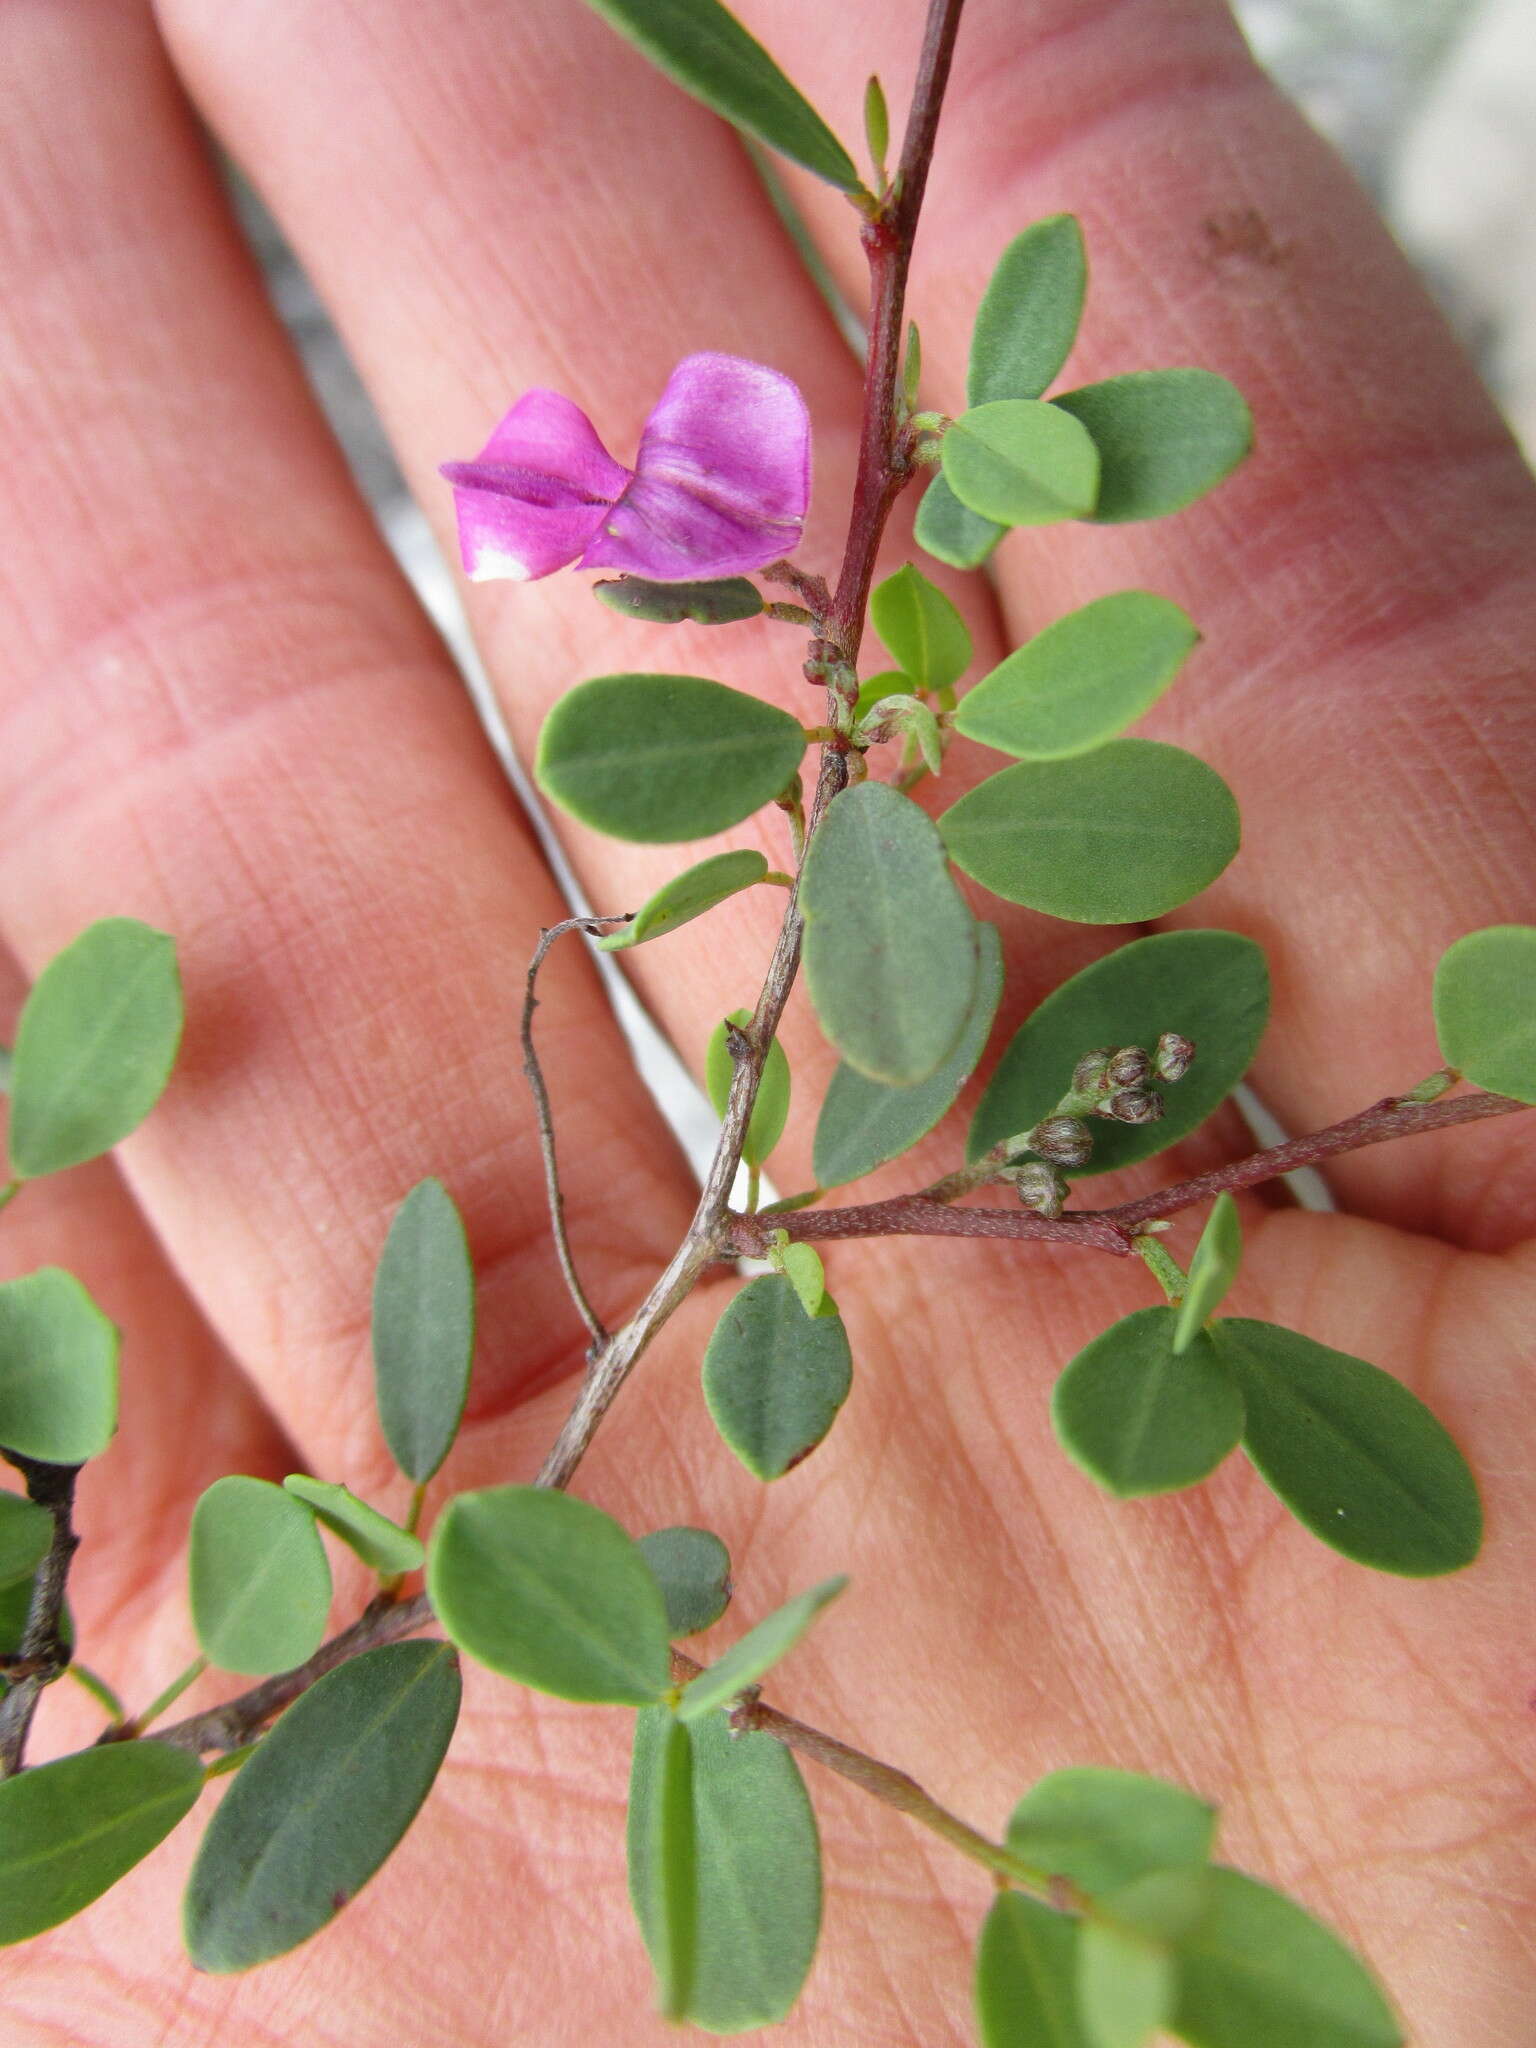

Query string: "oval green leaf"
[1173, 1195, 1242, 1352]
[705, 1008, 791, 1169]
[537, 673, 806, 844]
[0, 1740, 202, 1945]
[372, 1177, 476, 1485]
[7, 918, 183, 1180]
[1007, 1769, 1216, 1897]
[594, 575, 764, 625]
[0, 1268, 119, 1464]
[1078, 1914, 1173, 2048]
[940, 741, 1240, 924]
[975, 1890, 1089, 2048]
[1053, 1308, 1244, 1499]
[629, 1704, 822, 2033]
[281, 1475, 425, 1578]
[870, 564, 973, 695]
[678, 1575, 846, 1723]
[1051, 371, 1252, 523]
[815, 922, 1004, 1187]
[426, 1484, 670, 1704]
[600, 850, 769, 951]
[1171, 1867, 1401, 2048]
[638, 1526, 733, 1637]
[942, 400, 1100, 527]
[582, 0, 860, 191]
[777, 1241, 827, 1319]
[1213, 1319, 1482, 1575]
[801, 781, 979, 1086]
[702, 1273, 853, 1481]
[1432, 924, 1536, 1102]
[955, 592, 1199, 761]
[630, 1709, 697, 2021]
[915, 469, 1005, 570]
[0, 1490, 52, 1592]
[969, 930, 1269, 1172]
[189, 1476, 332, 1676]
[184, 1640, 461, 1972]
[970, 215, 1088, 406]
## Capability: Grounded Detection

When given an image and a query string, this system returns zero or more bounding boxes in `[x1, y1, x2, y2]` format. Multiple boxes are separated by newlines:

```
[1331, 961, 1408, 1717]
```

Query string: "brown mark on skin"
[1202, 208, 1292, 293]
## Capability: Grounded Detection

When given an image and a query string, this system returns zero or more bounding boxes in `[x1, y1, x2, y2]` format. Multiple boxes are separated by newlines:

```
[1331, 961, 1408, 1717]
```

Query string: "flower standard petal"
[579, 353, 811, 580]
[440, 390, 632, 581]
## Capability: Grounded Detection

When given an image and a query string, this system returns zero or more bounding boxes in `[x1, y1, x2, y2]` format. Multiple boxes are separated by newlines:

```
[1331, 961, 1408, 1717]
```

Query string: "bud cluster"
[1000, 1160, 1069, 1218]
[1063, 1032, 1198, 1128]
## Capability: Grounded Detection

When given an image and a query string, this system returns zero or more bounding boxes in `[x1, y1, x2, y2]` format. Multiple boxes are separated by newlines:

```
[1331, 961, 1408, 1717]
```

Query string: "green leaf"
[600, 850, 770, 951]
[1051, 371, 1252, 523]
[1171, 1867, 1401, 2048]
[7, 919, 183, 1179]
[1213, 1320, 1482, 1575]
[975, 1891, 1089, 2048]
[183, 1641, 461, 1972]
[0, 1490, 52, 1591]
[0, 1740, 202, 1945]
[582, 0, 860, 192]
[1053, 1308, 1244, 1498]
[954, 592, 1199, 761]
[594, 575, 764, 625]
[189, 1476, 332, 1676]
[969, 930, 1269, 1172]
[678, 1575, 846, 1722]
[1174, 1195, 1242, 1352]
[426, 1485, 671, 1703]
[915, 470, 1004, 570]
[777, 1241, 827, 1319]
[942, 401, 1100, 526]
[628, 1705, 822, 2032]
[704, 1009, 791, 1168]
[702, 1273, 853, 1480]
[852, 670, 914, 727]
[1078, 1913, 1173, 2048]
[801, 781, 978, 1085]
[870, 564, 973, 695]
[637, 1711, 698, 2020]
[0, 1268, 119, 1464]
[372, 1178, 476, 1485]
[638, 1526, 733, 1636]
[1007, 1769, 1217, 1896]
[281, 1476, 425, 1578]
[969, 215, 1088, 405]
[815, 921, 1004, 1187]
[863, 74, 889, 179]
[940, 741, 1240, 923]
[536, 673, 806, 844]
[1432, 924, 1536, 1102]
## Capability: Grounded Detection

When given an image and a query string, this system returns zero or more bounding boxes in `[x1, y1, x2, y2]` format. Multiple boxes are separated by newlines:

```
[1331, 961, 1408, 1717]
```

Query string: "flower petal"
[578, 354, 811, 580]
[440, 390, 630, 581]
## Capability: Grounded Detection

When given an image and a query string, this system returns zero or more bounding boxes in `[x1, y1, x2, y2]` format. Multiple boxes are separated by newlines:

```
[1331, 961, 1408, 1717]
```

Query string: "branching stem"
[0, 1454, 81, 1776]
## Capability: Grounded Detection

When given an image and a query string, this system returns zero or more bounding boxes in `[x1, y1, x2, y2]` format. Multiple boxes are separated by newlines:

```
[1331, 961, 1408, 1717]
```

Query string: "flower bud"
[1154, 1032, 1196, 1083]
[1026, 1115, 1094, 1167]
[1011, 1162, 1068, 1219]
[1105, 1088, 1164, 1125]
[1071, 1049, 1114, 1096]
[1106, 1046, 1152, 1088]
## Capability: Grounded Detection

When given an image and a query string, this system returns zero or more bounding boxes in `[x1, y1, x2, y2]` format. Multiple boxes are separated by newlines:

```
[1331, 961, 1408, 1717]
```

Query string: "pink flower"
[440, 353, 811, 584]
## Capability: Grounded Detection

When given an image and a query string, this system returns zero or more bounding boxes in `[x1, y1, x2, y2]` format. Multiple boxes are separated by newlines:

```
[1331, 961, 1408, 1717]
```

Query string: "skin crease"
[0, 0, 1532, 2039]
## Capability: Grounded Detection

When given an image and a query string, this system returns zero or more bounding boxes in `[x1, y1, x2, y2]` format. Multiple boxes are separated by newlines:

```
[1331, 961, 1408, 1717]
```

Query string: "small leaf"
[638, 1526, 733, 1636]
[1174, 1195, 1242, 1352]
[678, 1575, 846, 1721]
[975, 1891, 1089, 2048]
[854, 693, 943, 773]
[628, 1705, 822, 2032]
[281, 1476, 425, 1578]
[969, 215, 1088, 405]
[1213, 1320, 1482, 1575]
[1432, 924, 1536, 1102]
[1053, 1308, 1244, 1498]
[0, 1268, 119, 1464]
[372, 1178, 476, 1485]
[189, 1476, 332, 1676]
[801, 781, 978, 1086]
[426, 1485, 671, 1703]
[863, 74, 889, 179]
[0, 1491, 52, 1591]
[600, 850, 769, 950]
[778, 1242, 827, 1319]
[704, 1009, 791, 1169]
[7, 919, 183, 1179]
[536, 673, 806, 844]
[1006, 1769, 1217, 1896]
[954, 592, 1199, 761]
[702, 1273, 853, 1480]
[903, 321, 923, 409]
[184, 1641, 461, 1972]
[1171, 1867, 1402, 2048]
[870, 564, 973, 695]
[1051, 371, 1252, 523]
[940, 741, 1240, 923]
[582, 0, 861, 191]
[1078, 1913, 1173, 2048]
[594, 574, 764, 625]
[915, 470, 1004, 570]
[644, 1712, 698, 2020]
[942, 400, 1100, 526]
[852, 669, 914, 727]
[969, 930, 1270, 1172]
[0, 1741, 202, 1945]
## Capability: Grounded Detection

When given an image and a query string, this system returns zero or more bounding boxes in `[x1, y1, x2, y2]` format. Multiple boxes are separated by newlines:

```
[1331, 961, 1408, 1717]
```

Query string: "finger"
[0, 0, 700, 1478]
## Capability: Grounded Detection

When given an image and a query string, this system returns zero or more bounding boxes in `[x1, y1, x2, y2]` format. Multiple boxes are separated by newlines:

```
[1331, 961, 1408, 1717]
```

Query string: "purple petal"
[440, 390, 631, 581]
[578, 354, 811, 580]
